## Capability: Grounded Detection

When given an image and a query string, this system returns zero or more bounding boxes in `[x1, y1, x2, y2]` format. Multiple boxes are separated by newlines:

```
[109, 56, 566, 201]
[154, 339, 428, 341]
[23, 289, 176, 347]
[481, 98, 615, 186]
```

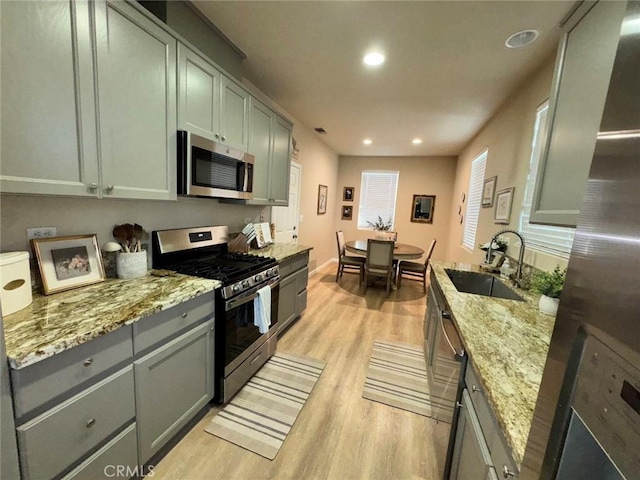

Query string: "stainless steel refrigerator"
[521, 2, 640, 478]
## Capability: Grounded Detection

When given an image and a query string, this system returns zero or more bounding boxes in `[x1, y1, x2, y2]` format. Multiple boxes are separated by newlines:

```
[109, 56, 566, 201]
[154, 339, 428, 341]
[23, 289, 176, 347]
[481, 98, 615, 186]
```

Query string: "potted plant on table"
[531, 265, 566, 316]
[367, 216, 394, 240]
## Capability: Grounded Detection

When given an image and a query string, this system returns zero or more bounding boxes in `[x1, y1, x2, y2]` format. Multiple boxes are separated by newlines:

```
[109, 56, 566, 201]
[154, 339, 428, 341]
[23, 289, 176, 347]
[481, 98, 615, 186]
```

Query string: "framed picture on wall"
[494, 187, 515, 224]
[343, 187, 354, 202]
[410, 194, 436, 223]
[482, 176, 497, 207]
[317, 184, 328, 214]
[342, 205, 353, 220]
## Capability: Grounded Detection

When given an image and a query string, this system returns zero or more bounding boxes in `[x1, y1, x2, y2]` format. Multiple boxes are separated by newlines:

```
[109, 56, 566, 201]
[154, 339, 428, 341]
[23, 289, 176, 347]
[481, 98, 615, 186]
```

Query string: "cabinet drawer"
[464, 363, 496, 443]
[17, 366, 135, 480]
[12, 325, 133, 419]
[279, 252, 309, 278]
[62, 423, 138, 480]
[133, 291, 215, 354]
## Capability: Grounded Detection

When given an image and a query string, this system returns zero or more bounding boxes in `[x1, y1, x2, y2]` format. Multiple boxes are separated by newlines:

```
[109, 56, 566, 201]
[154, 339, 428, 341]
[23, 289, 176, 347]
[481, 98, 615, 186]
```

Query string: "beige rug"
[362, 340, 453, 419]
[205, 352, 325, 460]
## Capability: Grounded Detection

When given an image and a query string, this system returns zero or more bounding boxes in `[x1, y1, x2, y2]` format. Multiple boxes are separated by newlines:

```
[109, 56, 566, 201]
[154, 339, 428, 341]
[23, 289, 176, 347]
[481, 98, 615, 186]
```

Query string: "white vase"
[116, 251, 147, 279]
[539, 294, 559, 316]
[375, 231, 386, 240]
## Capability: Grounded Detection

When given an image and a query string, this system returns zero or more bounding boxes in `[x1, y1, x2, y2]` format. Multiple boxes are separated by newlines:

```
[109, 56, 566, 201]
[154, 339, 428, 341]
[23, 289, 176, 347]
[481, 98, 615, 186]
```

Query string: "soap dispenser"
[500, 258, 511, 279]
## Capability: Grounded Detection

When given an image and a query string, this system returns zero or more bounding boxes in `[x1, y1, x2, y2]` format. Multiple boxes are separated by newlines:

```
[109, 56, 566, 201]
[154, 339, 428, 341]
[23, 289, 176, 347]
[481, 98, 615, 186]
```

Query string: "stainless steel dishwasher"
[426, 274, 465, 423]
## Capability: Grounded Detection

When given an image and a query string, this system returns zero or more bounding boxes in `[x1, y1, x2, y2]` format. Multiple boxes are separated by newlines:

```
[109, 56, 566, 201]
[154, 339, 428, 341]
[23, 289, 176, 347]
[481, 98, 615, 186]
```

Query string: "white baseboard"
[310, 258, 338, 276]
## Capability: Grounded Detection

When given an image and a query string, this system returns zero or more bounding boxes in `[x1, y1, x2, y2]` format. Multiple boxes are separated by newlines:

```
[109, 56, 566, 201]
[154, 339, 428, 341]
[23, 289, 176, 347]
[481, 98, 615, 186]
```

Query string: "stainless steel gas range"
[152, 226, 279, 403]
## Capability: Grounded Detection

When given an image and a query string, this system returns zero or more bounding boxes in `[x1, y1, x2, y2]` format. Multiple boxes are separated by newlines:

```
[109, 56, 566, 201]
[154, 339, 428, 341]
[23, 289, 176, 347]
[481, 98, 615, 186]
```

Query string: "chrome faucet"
[487, 229, 526, 286]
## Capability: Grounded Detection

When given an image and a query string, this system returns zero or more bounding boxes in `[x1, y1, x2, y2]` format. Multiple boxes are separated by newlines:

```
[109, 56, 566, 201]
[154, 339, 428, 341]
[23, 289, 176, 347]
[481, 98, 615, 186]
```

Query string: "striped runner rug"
[205, 352, 325, 460]
[362, 340, 451, 418]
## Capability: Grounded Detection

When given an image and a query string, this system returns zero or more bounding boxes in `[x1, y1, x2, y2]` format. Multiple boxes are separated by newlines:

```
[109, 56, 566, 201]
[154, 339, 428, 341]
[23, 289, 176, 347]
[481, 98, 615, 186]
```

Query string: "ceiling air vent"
[314, 127, 327, 134]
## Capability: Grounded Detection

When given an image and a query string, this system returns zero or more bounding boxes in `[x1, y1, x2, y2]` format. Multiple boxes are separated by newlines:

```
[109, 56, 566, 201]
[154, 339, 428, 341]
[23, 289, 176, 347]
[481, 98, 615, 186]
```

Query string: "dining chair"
[364, 239, 395, 296]
[398, 238, 437, 293]
[335, 231, 365, 284]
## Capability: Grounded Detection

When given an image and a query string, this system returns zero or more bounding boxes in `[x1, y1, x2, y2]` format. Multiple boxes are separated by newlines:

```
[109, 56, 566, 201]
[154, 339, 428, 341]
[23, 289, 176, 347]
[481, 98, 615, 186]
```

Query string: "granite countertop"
[430, 261, 555, 468]
[3, 272, 221, 370]
[249, 243, 313, 262]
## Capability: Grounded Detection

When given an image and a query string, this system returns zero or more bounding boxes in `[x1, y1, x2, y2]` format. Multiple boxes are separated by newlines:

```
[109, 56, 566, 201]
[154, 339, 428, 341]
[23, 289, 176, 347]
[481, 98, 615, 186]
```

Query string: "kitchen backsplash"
[0, 195, 268, 254]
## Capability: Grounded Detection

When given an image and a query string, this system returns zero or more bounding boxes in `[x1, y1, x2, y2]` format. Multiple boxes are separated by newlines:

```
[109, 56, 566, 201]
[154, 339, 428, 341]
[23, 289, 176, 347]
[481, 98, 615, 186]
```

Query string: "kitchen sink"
[445, 269, 524, 301]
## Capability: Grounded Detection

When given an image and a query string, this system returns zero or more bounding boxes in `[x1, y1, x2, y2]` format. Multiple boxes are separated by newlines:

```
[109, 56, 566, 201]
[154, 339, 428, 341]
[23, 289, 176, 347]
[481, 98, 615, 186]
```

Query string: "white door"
[272, 161, 301, 244]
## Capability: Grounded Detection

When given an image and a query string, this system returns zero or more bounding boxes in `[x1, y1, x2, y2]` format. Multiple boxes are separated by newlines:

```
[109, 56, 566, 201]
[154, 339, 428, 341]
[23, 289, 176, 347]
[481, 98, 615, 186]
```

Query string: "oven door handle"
[440, 313, 465, 358]
[225, 278, 279, 311]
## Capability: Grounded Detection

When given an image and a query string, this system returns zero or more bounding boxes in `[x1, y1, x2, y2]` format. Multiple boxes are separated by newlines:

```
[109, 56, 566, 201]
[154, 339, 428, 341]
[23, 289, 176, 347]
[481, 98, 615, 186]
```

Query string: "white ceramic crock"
[116, 251, 147, 279]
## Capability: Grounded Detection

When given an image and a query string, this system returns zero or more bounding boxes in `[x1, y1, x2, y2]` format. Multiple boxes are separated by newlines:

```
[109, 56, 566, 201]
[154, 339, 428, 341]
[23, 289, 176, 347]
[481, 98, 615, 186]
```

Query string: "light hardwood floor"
[153, 263, 450, 480]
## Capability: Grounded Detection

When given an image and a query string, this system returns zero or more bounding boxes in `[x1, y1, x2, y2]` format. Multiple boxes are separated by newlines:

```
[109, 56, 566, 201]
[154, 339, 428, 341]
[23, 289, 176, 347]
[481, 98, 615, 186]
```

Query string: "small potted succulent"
[112, 223, 149, 279]
[367, 216, 395, 240]
[531, 265, 566, 316]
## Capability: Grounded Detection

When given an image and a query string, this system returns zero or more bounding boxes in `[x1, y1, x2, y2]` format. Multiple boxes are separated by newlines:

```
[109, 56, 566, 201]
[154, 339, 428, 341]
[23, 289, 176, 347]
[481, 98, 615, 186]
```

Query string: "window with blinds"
[357, 171, 399, 230]
[519, 102, 575, 258]
[462, 150, 487, 250]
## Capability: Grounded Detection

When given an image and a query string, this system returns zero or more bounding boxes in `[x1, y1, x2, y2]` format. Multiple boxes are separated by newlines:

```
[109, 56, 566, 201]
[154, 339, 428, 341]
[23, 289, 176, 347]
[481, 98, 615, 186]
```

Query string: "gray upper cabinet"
[1, 0, 178, 201]
[94, 0, 177, 201]
[0, 0, 100, 197]
[178, 43, 249, 151]
[529, 0, 627, 226]
[248, 99, 292, 206]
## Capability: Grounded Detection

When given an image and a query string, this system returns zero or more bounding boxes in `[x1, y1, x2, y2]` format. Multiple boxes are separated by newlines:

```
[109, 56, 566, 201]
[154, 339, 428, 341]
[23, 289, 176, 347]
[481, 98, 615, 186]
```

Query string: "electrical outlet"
[27, 227, 57, 240]
[244, 217, 252, 224]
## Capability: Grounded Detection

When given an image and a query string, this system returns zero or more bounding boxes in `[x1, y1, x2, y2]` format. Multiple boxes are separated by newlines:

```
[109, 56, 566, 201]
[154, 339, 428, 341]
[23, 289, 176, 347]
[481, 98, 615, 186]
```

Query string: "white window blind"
[357, 171, 399, 229]
[462, 150, 487, 250]
[519, 102, 575, 258]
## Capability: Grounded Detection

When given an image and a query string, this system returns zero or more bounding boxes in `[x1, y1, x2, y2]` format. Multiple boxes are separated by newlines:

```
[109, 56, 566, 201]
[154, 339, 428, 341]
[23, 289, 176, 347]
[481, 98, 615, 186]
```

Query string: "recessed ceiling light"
[363, 52, 385, 66]
[363, 138, 372, 145]
[505, 30, 539, 48]
[412, 138, 422, 145]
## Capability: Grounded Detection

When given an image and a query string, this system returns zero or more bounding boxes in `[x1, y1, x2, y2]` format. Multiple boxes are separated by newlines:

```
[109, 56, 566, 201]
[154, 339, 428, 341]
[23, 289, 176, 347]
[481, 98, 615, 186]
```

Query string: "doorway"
[271, 161, 301, 244]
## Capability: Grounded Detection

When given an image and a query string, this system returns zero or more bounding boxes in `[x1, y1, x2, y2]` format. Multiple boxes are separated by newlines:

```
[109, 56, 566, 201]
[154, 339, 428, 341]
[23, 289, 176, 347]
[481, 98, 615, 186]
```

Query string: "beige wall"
[337, 156, 457, 262]
[445, 56, 569, 272]
[287, 123, 340, 272]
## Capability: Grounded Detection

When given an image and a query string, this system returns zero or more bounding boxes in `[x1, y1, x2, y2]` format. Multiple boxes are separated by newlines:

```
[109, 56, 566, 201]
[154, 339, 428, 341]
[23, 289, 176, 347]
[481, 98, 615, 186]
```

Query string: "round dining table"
[345, 240, 424, 259]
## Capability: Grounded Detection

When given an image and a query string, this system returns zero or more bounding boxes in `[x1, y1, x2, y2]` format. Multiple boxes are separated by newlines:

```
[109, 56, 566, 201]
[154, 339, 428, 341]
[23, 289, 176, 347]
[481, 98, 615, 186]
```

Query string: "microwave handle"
[238, 162, 247, 192]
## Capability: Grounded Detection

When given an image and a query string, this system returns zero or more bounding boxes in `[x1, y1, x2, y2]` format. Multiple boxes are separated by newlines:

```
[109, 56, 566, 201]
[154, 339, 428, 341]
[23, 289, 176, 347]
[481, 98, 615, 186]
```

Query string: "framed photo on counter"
[31, 234, 105, 295]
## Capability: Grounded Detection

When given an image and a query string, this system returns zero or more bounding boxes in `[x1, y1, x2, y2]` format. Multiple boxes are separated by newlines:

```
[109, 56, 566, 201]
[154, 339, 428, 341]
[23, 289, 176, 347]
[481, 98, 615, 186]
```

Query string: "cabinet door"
[95, 0, 177, 201]
[449, 389, 494, 480]
[178, 43, 221, 142]
[277, 273, 298, 334]
[530, 0, 627, 226]
[134, 321, 214, 464]
[270, 115, 292, 206]
[248, 99, 274, 204]
[0, 0, 100, 196]
[220, 76, 250, 151]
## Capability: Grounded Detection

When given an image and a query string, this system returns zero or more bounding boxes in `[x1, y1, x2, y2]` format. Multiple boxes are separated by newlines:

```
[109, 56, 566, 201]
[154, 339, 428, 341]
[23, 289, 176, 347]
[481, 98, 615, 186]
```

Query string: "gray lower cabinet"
[449, 363, 519, 480]
[277, 253, 309, 334]
[449, 389, 497, 480]
[134, 320, 214, 464]
[16, 367, 136, 480]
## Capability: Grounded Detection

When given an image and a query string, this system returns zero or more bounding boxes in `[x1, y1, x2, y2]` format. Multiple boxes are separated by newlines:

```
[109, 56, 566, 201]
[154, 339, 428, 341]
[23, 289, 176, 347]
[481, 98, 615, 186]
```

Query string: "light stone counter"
[249, 243, 313, 262]
[3, 272, 220, 369]
[430, 261, 555, 468]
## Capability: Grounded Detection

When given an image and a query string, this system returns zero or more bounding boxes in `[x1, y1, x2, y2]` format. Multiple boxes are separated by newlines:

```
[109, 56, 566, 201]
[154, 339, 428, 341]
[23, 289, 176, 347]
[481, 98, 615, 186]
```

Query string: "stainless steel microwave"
[177, 130, 254, 200]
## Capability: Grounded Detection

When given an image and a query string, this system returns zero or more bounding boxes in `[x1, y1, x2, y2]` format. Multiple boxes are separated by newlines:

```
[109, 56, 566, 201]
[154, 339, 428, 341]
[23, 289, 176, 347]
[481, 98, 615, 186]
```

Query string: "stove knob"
[232, 284, 240, 293]
[242, 280, 249, 288]
[254, 274, 262, 282]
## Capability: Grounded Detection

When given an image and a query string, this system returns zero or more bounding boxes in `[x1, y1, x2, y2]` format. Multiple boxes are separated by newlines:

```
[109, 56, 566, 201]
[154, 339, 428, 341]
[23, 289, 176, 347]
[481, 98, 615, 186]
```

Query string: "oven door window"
[224, 287, 279, 368]
[192, 146, 246, 191]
